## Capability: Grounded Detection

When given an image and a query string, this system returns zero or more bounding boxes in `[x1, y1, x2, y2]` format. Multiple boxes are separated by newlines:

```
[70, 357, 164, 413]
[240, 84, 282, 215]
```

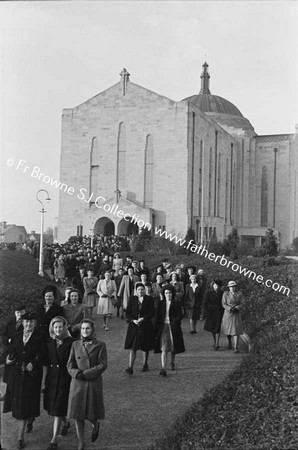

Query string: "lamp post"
[36, 189, 51, 276]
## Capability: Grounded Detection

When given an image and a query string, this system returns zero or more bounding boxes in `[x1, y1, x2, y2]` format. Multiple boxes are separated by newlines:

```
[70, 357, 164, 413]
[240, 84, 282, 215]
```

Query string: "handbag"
[230, 305, 239, 314]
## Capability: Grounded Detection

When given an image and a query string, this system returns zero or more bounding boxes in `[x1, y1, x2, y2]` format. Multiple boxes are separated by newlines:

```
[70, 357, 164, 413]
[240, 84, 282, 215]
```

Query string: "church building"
[58, 63, 298, 249]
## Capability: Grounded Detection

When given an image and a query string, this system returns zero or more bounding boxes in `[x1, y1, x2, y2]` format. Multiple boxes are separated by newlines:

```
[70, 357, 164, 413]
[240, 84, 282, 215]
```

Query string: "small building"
[0, 222, 28, 243]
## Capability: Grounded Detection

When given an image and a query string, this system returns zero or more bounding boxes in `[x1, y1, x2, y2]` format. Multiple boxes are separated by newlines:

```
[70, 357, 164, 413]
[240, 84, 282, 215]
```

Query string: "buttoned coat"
[2, 317, 23, 383]
[3, 329, 46, 419]
[36, 303, 64, 338]
[185, 284, 203, 320]
[118, 274, 139, 310]
[67, 339, 107, 421]
[221, 290, 244, 335]
[154, 299, 185, 354]
[44, 337, 73, 417]
[124, 295, 155, 351]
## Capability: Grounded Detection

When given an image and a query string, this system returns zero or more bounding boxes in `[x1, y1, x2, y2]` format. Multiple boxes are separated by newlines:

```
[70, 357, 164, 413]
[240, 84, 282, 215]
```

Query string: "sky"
[1, 1, 298, 234]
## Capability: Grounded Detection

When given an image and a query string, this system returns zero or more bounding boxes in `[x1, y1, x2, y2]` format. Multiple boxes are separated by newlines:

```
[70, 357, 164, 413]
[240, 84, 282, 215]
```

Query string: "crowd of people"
[1, 244, 246, 450]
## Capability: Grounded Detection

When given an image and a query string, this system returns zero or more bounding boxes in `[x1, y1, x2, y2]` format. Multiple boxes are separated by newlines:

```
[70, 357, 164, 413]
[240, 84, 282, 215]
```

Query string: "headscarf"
[80, 318, 96, 343]
[49, 316, 71, 342]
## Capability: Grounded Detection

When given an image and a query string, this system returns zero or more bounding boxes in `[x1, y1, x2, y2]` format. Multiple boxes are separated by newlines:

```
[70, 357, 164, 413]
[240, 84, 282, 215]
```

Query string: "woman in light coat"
[221, 280, 244, 353]
[97, 271, 117, 331]
[82, 269, 98, 318]
[67, 319, 107, 450]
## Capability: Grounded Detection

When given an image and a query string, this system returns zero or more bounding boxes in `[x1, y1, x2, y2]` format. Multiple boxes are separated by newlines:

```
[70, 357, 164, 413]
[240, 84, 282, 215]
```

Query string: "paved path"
[1, 315, 242, 450]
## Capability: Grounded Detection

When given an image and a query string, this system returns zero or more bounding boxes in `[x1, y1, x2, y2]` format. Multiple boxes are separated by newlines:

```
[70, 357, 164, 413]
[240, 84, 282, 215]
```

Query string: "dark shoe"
[234, 349, 240, 353]
[60, 422, 70, 436]
[193, 330, 197, 334]
[125, 367, 133, 375]
[141, 363, 148, 372]
[159, 369, 167, 377]
[170, 362, 175, 371]
[47, 443, 58, 450]
[91, 421, 100, 442]
[215, 345, 220, 351]
[17, 440, 25, 449]
[26, 423, 33, 433]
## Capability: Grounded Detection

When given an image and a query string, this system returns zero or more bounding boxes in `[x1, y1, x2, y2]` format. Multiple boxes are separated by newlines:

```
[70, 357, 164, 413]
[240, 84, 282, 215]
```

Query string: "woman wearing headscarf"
[202, 279, 224, 350]
[154, 284, 185, 376]
[36, 286, 64, 338]
[67, 319, 108, 450]
[124, 282, 155, 374]
[3, 312, 46, 449]
[43, 316, 73, 450]
[221, 280, 244, 353]
[63, 289, 90, 339]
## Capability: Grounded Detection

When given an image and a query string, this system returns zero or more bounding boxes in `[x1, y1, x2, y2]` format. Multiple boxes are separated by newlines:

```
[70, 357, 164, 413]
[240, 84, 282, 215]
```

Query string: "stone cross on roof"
[119, 68, 130, 95]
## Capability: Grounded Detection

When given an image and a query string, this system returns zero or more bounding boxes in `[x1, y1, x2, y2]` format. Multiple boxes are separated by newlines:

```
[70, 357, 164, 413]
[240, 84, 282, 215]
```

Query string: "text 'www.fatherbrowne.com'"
[154, 227, 291, 297]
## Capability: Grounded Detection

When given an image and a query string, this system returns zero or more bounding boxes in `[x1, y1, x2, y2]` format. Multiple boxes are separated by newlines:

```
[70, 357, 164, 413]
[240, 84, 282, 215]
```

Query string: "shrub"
[222, 227, 239, 259]
[263, 228, 278, 256]
[131, 228, 152, 252]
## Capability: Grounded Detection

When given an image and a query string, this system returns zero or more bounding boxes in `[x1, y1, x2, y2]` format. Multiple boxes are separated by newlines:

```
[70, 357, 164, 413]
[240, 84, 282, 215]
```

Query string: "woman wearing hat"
[202, 280, 224, 350]
[3, 312, 46, 449]
[67, 319, 107, 450]
[221, 281, 244, 353]
[97, 271, 117, 331]
[63, 289, 90, 339]
[43, 316, 73, 450]
[36, 286, 64, 338]
[83, 269, 99, 318]
[124, 282, 155, 374]
[154, 284, 185, 376]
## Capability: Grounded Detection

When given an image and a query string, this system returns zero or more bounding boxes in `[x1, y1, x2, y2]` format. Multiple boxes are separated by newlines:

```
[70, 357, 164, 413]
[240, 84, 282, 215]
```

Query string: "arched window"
[144, 134, 154, 207]
[116, 122, 127, 195]
[261, 166, 268, 226]
[90, 137, 99, 201]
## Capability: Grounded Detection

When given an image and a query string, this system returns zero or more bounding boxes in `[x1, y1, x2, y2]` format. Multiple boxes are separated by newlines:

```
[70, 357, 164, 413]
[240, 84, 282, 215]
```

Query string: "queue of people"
[2, 249, 246, 449]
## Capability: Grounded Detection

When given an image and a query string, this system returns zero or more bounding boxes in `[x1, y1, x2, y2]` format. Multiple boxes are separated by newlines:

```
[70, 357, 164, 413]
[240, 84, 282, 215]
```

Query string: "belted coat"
[154, 299, 185, 354]
[67, 339, 107, 421]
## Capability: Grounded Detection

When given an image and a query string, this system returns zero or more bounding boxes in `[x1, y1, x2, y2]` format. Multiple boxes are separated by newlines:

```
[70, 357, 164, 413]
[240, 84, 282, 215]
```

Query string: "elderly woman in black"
[3, 312, 46, 449]
[36, 285, 64, 338]
[124, 282, 155, 374]
[67, 319, 107, 450]
[202, 279, 224, 350]
[154, 284, 185, 376]
[43, 316, 73, 450]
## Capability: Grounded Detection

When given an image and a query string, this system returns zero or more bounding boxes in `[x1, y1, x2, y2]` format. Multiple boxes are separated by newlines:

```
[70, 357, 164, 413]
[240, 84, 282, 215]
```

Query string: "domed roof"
[183, 62, 243, 118]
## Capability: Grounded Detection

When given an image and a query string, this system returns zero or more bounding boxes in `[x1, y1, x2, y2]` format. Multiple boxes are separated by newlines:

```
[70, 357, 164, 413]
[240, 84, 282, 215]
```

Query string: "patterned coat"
[83, 276, 99, 307]
[67, 339, 107, 421]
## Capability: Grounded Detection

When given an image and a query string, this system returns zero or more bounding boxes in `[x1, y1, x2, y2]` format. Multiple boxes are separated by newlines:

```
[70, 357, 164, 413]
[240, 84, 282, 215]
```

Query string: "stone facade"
[58, 66, 298, 249]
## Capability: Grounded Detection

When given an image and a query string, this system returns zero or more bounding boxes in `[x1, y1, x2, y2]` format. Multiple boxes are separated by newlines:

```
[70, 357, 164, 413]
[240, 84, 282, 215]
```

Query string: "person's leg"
[103, 315, 107, 328]
[17, 419, 26, 445]
[215, 332, 220, 349]
[189, 319, 193, 333]
[212, 332, 216, 347]
[160, 350, 168, 376]
[51, 416, 63, 444]
[227, 334, 232, 349]
[193, 319, 197, 333]
[75, 419, 85, 450]
[141, 351, 149, 371]
[90, 419, 100, 442]
[170, 351, 175, 370]
[105, 315, 110, 330]
[233, 335, 239, 352]
[129, 350, 136, 368]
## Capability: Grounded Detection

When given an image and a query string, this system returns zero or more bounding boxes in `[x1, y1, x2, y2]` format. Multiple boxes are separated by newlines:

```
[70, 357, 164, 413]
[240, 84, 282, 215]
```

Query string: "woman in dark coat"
[203, 279, 224, 350]
[185, 274, 203, 334]
[67, 319, 107, 450]
[124, 282, 155, 374]
[36, 285, 64, 338]
[43, 316, 73, 450]
[154, 284, 185, 376]
[3, 312, 46, 449]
